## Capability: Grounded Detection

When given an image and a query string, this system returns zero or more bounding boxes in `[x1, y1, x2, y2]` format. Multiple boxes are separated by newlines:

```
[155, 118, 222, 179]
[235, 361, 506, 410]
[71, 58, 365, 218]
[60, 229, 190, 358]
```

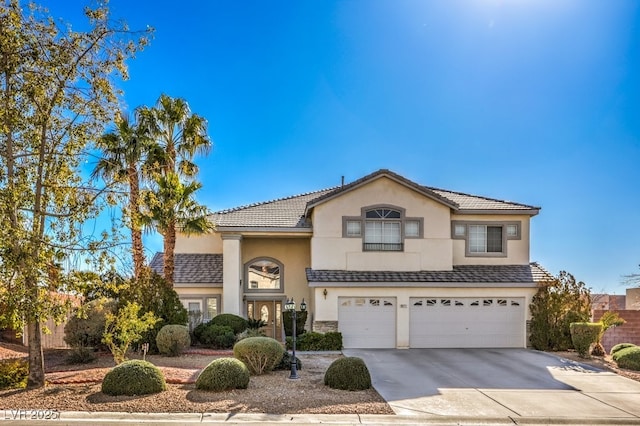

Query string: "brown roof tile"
[306, 263, 553, 285]
[150, 252, 223, 284]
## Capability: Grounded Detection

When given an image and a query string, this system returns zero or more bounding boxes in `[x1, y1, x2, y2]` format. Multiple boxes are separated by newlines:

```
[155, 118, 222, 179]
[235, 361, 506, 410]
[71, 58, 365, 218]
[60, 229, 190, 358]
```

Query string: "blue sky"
[45, 0, 639, 294]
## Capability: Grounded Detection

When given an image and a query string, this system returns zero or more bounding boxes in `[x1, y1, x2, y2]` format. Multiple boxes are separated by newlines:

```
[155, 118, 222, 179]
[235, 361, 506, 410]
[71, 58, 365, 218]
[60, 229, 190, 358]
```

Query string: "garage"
[338, 297, 396, 348]
[409, 297, 525, 348]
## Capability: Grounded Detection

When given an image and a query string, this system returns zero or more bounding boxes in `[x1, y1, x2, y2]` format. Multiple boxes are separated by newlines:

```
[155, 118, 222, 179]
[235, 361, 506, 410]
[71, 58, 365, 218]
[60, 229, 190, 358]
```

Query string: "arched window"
[244, 258, 283, 292]
[343, 205, 422, 251]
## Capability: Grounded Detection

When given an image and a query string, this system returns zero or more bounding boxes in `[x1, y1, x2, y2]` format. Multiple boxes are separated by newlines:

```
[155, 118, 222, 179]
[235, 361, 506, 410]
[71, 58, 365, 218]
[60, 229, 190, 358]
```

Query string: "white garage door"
[410, 297, 525, 348]
[338, 297, 396, 348]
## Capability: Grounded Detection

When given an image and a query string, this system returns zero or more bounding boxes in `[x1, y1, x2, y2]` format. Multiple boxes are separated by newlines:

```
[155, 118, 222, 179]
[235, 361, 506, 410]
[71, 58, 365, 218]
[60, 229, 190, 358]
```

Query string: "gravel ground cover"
[0, 344, 393, 414]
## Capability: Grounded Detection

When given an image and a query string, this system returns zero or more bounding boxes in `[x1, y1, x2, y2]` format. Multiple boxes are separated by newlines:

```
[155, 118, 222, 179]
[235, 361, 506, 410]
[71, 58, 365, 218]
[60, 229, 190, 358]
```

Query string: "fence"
[592, 309, 640, 353]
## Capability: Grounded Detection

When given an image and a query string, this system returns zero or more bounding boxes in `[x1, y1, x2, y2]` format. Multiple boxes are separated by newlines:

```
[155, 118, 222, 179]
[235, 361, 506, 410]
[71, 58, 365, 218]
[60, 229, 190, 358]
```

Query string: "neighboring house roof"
[306, 263, 554, 287]
[149, 252, 223, 284]
[211, 188, 336, 229]
[591, 294, 627, 310]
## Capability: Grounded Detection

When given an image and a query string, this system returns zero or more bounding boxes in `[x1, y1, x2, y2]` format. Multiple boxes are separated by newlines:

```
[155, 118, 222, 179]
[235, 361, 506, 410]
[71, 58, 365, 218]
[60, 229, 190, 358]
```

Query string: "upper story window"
[244, 258, 283, 292]
[343, 205, 423, 252]
[452, 221, 521, 257]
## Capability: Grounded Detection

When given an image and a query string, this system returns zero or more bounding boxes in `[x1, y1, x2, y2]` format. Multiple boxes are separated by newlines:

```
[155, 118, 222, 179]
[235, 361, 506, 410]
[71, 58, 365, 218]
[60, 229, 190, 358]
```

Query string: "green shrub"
[195, 357, 250, 391]
[569, 322, 602, 358]
[615, 346, 640, 371]
[196, 324, 235, 349]
[611, 343, 636, 358]
[101, 360, 166, 396]
[274, 351, 302, 371]
[247, 318, 267, 330]
[0, 358, 28, 390]
[156, 324, 191, 356]
[117, 268, 189, 354]
[233, 337, 284, 375]
[210, 314, 248, 334]
[236, 328, 265, 341]
[283, 310, 307, 337]
[64, 299, 115, 350]
[66, 347, 97, 364]
[613, 344, 639, 362]
[529, 272, 591, 351]
[286, 331, 343, 351]
[324, 357, 371, 391]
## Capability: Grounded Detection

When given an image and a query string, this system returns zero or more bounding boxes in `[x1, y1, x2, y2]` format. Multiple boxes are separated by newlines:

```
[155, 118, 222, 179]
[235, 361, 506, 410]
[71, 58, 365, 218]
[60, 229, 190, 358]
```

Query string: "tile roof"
[211, 188, 335, 228]
[209, 169, 538, 228]
[150, 252, 223, 284]
[426, 187, 539, 211]
[306, 263, 553, 285]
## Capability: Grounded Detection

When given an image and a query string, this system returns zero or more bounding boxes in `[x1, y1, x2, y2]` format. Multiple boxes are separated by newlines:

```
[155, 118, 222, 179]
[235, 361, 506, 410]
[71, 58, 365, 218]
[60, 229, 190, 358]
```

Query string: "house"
[150, 169, 553, 349]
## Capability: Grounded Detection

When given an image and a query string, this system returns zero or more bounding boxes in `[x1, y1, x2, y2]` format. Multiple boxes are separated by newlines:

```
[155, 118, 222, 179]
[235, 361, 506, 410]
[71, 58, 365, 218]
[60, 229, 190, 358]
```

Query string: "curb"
[2, 411, 639, 425]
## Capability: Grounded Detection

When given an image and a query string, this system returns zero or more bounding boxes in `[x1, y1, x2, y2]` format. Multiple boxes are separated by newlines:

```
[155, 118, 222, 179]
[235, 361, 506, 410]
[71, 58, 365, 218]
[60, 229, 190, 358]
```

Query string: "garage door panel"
[339, 297, 396, 348]
[410, 297, 525, 348]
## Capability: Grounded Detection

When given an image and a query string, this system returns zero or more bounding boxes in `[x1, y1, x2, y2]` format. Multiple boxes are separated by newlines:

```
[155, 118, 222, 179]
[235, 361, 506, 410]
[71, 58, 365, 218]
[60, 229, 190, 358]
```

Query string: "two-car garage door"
[338, 296, 525, 348]
[409, 297, 525, 348]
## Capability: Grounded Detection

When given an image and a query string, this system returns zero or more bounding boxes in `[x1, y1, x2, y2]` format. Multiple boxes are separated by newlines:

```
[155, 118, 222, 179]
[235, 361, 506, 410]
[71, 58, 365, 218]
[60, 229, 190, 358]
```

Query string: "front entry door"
[247, 300, 282, 341]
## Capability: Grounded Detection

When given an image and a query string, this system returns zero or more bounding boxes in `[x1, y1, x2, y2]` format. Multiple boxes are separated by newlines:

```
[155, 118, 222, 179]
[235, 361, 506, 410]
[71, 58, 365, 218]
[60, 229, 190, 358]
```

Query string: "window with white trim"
[343, 205, 423, 251]
[452, 221, 521, 257]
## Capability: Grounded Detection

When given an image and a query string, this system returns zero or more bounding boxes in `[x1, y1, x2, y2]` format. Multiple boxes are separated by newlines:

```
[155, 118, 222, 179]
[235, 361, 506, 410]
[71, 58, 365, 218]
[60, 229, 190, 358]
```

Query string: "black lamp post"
[285, 297, 306, 379]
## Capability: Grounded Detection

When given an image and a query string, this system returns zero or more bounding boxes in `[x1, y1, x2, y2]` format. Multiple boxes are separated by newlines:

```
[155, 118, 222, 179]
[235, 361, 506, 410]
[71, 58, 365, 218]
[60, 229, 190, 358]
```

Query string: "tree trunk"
[163, 218, 176, 285]
[129, 166, 144, 279]
[26, 321, 45, 388]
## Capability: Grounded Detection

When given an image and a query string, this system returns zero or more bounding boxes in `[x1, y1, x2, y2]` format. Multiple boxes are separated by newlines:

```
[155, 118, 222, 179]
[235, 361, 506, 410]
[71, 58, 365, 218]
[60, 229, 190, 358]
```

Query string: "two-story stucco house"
[150, 169, 552, 349]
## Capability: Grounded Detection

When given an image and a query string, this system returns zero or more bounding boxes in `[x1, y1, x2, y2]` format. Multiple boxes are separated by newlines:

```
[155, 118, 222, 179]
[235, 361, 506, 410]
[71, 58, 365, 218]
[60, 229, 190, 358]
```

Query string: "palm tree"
[141, 173, 212, 282]
[138, 94, 211, 179]
[139, 94, 213, 283]
[93, 112, 148, 279]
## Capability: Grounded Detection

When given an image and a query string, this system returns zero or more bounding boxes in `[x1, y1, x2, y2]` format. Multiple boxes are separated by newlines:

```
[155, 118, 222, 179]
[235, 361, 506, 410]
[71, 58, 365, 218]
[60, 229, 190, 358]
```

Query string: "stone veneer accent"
[313, 321, 338, 333]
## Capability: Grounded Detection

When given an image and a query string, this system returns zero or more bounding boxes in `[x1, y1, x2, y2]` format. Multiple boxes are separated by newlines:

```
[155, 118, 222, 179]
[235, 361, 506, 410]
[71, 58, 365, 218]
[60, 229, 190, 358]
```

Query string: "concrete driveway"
[344, 348, 640, 423]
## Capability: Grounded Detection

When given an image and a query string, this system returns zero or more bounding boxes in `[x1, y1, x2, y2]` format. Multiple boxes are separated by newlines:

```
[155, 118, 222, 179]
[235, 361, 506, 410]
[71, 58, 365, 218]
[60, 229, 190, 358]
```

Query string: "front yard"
[0, 344, 392, 414]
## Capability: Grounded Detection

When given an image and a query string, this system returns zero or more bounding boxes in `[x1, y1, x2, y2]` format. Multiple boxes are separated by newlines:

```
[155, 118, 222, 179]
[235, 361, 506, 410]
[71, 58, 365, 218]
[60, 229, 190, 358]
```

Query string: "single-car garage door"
[338, 297, 396, 348]
[409, 297, 525, 348]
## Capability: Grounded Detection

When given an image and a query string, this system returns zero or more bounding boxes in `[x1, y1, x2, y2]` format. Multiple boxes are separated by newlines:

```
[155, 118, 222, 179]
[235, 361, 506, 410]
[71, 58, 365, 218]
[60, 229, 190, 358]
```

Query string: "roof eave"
[456, 208, 540, 216]
[217, 226, 313, 235]
[307, 281, 539, 288]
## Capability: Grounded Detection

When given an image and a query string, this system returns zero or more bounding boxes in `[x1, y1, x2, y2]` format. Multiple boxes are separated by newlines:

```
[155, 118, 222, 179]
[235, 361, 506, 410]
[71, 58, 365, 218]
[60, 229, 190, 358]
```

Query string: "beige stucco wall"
[311, 177, 453, 271]
[175, 232, 223, 254]
[313, 286, 538, 348]
[241, 237, 311, 309]
[451, 214, 531, 265]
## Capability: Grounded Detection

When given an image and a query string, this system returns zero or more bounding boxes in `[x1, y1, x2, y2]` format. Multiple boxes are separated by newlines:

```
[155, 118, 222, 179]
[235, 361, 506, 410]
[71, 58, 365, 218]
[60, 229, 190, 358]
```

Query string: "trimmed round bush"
[611, 343, 636, 358]
[233, 337, 284, 375]
[156, 324, 191, 356]
[196, 324, 235, 349]
[615, 346, 640, 371]
[195, 357, 250, 391]
[569, 322, 602, 358]
[210, 314, 249, 334]
[101, 360, 166, 396]
[324, 357, 371, 391]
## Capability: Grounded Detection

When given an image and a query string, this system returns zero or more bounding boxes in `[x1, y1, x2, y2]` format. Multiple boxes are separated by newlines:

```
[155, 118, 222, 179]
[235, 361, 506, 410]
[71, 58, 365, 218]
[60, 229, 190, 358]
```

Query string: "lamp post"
[285, 297, 306, 379]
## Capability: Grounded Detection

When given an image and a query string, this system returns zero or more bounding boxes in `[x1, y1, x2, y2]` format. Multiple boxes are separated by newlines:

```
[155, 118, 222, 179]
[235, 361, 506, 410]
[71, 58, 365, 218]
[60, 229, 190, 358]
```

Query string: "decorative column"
[222, 234, 242, 315]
